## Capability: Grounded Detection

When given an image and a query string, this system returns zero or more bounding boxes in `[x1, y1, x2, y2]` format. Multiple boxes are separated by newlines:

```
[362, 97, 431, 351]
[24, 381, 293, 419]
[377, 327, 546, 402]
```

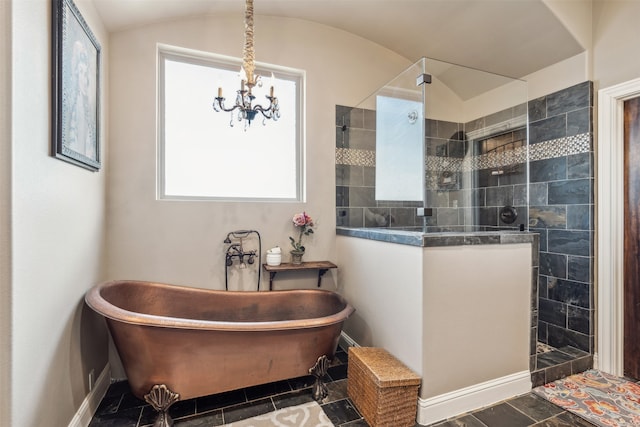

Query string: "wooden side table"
[262, 261, 337, 290]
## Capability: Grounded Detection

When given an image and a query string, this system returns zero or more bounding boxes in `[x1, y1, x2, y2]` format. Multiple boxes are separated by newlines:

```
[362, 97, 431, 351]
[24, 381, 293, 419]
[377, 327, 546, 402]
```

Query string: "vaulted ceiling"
[93, 0, 586, 98]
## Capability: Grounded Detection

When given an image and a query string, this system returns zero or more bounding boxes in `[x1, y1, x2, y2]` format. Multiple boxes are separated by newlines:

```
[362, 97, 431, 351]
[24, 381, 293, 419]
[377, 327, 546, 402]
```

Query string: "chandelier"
[213, 0, 280, 129]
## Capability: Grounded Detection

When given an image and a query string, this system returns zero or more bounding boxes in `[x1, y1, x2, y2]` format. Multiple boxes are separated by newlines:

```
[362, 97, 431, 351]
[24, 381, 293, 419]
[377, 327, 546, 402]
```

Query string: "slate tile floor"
[90, 347, 596, 427]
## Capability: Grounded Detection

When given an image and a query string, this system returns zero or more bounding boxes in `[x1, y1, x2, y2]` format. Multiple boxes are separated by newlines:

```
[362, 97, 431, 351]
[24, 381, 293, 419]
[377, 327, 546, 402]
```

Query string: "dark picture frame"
[52, 0, 101, 171]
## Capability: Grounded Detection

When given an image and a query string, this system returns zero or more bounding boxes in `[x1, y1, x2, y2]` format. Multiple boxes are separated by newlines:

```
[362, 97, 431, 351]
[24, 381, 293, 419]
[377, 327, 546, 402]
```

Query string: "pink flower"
[293, 212, 313, 227]
[290, 212, 315, 252]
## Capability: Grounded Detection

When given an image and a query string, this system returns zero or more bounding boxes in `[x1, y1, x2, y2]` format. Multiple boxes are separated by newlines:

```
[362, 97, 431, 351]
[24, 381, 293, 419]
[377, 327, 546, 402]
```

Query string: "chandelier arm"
[214, 98, 243, 113]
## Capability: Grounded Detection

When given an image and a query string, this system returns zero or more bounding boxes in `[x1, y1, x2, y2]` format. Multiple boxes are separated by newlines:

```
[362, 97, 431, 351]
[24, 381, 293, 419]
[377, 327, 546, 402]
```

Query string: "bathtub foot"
[309, 355, 330, 401]
[144, 384, 180, 427]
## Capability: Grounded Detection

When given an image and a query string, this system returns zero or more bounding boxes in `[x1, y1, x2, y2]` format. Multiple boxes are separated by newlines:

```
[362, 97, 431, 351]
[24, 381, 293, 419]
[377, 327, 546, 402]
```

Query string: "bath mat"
[223, 401, 334, 427]
[533, 369, 640, 426]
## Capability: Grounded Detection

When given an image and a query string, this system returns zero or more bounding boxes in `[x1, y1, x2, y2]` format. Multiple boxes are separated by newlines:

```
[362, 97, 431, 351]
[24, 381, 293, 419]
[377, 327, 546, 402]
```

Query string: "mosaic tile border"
[336, 133, 591, 172]
[335, 147, 375, 167]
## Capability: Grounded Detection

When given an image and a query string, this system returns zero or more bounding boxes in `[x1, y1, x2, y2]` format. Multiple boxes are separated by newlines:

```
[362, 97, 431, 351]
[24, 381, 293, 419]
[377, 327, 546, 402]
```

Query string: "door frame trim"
[597, 77, 640, 375]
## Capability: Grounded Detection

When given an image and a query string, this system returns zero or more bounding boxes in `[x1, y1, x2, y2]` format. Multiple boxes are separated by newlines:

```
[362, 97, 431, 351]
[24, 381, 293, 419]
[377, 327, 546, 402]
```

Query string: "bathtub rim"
[85, 280, 355, 332]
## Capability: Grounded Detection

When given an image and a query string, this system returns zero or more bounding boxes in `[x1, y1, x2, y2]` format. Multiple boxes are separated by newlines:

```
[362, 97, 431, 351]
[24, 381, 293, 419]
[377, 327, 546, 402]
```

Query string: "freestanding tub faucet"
[223, 229, 261, 290]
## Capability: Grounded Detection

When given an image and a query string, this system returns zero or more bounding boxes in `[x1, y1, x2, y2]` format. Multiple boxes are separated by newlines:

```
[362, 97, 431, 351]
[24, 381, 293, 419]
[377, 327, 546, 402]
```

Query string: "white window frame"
[157, 44, 305, 202]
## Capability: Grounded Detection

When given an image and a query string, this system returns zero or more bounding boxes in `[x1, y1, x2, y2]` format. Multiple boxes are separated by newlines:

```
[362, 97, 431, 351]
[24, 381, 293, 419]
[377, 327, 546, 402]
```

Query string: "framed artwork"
[52, 0, 101, 171]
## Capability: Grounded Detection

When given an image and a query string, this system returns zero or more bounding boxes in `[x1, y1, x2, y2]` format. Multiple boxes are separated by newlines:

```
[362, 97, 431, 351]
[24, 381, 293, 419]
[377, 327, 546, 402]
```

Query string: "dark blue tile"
[473, 402, 535, 427]
[528, 183, 548, 206]
[556, 409, 598, 426]
[548, 229, 591, 256]
[529, 206, 566, 229]
[568, 306, 592, 335]
[88, 406, 142, 427]
[336, 126, 347, 148]
[288, 375, 315, 391]
[363, 207, 391, 227]
[222, 398, 274, 424]
[485, 107, 514, 127]
[540, 252, 567, 278]
[548, 179, 591, 205]
[336, 208, 364, 228]
[93, 394, 121, 416]
[547, 323, 591, 353]
[486, 186, 514, 207]
[448, 138, 467, 158]
[196, 389, 246, 412]
[477, 168, 499, 187]
[539, 275, 548, 298]
[539, 298, 567, 328]
[327, 363, 348, 381]
[335, 105, 352, 127]
[530, 115, 566, 145]
[567, 205, 591, 230]
[363, 166, 375, 186]
[433, 415, 487, 427]
[508, 393, 563, 421]
[169, 399, 196, 419]
[567, 107, 591, 136]
[528, 96, 547, 122]
[478, 207, 498, 226]
[348, 187, 375, 207]
[499, 164, 527, 186]
[531, 228, 548, 252]
[537, 349, 574, 368]
[567, 255, 591, 283]
[425, 118, 438, 138]
[173, 411, 224, 427]
[272, 389, 315, 409]
[426, 190, 450, 208]
[336, 165, 364, 187]
[438, 120, 461, 139]
[363, 109, 376, 130]
[104, 380, 131, 398]
[530, 157, 566, 183]
[346, 128, 375, 151]
[546, 81, 592, 116]
[117, 393, 147, 411]
[567, 152, 592, 179]
[321, 399, 361, 425]
[245, 380, 292, 401]
[547, 277, 591, 308]
[336, 186, 349, 207]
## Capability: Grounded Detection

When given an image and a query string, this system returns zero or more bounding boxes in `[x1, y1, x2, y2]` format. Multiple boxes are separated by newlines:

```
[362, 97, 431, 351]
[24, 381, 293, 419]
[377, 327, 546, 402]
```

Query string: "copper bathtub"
[85, 280, 354, 426]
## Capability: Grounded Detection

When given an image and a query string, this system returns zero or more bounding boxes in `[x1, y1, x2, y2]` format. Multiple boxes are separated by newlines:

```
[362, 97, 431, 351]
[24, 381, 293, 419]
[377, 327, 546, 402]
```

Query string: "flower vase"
[290, 250, 304, 265]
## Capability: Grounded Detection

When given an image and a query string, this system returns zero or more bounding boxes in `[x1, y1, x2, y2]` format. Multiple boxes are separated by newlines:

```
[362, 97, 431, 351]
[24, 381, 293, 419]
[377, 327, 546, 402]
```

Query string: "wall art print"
[52, 0, 101, 171]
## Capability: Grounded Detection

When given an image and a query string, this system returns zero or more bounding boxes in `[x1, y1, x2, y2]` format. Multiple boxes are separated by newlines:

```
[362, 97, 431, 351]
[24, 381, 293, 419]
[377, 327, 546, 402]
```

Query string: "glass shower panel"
[375, 64, 425, 202]
[336, 57, 527, 232]
[423, 57, 528, 232]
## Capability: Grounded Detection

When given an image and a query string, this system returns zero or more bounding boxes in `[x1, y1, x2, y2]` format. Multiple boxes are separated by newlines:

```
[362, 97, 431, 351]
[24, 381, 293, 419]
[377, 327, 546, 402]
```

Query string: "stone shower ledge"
[336, 226, 538, 248]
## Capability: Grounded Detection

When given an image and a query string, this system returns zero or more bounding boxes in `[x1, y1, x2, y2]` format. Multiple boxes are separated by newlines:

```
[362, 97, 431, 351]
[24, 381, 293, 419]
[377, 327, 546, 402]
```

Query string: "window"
[158, 45, 305, 201]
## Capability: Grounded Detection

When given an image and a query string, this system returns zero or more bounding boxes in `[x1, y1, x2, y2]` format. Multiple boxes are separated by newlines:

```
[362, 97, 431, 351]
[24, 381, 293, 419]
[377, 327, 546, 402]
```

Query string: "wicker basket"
[348, 347, 421, 427]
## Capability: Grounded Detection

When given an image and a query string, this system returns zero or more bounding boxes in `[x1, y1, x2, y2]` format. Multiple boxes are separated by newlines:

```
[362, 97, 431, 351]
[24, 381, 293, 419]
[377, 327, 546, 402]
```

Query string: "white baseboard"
[68, 364, 111, 427]
[416, 370, 532, 426]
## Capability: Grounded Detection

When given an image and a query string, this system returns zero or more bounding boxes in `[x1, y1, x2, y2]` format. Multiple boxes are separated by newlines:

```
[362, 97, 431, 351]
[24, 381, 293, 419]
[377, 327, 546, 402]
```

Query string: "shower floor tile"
[88, 347, 596, 427]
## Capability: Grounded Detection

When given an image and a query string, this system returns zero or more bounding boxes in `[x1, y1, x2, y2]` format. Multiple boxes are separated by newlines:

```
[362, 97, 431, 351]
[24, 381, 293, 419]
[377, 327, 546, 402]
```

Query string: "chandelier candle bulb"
[270, 86, 274, 97]
[217, 87, 222, 98]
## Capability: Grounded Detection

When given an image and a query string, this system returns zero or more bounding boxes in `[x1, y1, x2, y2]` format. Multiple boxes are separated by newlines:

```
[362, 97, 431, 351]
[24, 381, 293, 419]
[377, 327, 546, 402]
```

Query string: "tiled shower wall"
[529, 81, 594, 355]
[335, 80, 594, 356]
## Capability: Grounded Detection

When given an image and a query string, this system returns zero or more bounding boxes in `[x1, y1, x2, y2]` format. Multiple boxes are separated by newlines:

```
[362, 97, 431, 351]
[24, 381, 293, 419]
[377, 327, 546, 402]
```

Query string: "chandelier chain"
[243, 0, 255, 86]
